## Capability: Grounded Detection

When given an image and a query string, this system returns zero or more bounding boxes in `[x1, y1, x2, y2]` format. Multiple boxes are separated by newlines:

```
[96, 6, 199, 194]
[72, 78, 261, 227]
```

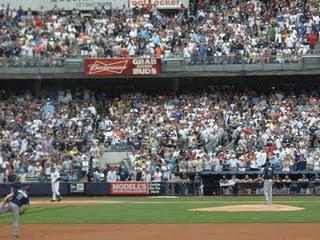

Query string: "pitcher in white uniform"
[50, 167, 62, 202]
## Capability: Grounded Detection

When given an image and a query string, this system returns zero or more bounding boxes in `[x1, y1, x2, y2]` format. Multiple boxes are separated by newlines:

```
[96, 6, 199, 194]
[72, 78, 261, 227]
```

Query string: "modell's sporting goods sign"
[85, 58, 161, 76]
[111, 182, 149, 195]
[128, 0, 189, 9]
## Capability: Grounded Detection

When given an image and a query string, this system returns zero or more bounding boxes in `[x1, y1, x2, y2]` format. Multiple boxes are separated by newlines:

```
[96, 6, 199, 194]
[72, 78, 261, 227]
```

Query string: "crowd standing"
[0, 0, 319, 65]
[0, 87, 320, 183]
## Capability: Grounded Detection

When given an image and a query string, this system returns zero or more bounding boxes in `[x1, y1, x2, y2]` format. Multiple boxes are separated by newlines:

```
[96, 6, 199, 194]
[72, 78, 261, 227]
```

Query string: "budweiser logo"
[88, 60, 129, 75]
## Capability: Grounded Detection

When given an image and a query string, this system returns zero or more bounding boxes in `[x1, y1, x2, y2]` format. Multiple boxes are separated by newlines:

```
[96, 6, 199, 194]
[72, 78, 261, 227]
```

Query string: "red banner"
[85, 58, 132, 76]
[85, 58, 161, 76]
[111, 182, 149, 195]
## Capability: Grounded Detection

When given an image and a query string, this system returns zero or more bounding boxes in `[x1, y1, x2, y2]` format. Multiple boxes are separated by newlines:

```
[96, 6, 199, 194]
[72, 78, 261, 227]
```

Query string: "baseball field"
[0, 196, 320, 240]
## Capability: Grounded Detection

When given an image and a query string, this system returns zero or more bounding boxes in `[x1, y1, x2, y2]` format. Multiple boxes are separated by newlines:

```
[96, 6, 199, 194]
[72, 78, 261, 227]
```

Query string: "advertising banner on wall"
[85, 58, 132, 76]
[132, 58, 161, 75]
[1, 0, 188, 11]
[85, 58, 161, 76]
[70, 183, 85, 194]
[111, 182, 149, 195]
[148, 182, 162, 195]
[0, 0, 127, 11]
[128, 0, 189, 9]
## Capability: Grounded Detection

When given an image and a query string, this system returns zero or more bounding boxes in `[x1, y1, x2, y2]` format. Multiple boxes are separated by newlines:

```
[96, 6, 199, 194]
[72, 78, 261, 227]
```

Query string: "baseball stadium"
[1, 0, 320, 239]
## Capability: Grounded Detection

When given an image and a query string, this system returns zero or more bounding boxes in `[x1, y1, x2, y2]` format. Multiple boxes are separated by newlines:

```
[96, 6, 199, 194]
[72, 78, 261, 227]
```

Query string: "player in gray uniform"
[0, 186, 31, 240]
[262, 162, 274, 205]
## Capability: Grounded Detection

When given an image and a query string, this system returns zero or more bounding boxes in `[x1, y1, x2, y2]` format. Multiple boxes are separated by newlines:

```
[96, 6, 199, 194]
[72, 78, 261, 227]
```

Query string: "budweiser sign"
[85, 59, 131, 76]
[85, 58, 161, 76]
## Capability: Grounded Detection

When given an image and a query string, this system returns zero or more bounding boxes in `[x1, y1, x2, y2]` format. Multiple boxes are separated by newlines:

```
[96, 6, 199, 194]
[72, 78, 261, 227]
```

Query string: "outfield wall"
[0, 181, 196, 197]
[1, 176, 319, 197]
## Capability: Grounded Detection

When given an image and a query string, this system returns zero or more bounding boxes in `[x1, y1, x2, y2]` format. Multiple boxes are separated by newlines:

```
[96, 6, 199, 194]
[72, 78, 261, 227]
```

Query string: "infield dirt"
[191, 204, 304, 212]
[1, 223, 319, 240]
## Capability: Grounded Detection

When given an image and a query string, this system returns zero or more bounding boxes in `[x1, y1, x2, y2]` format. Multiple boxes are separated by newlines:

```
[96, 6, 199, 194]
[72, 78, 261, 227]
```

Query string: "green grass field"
[0, 196, 319, 224]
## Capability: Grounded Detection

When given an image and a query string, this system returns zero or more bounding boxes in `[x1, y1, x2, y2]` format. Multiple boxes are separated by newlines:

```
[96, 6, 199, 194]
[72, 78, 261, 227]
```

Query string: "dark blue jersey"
[10, 190, 30, 207]
[263, 167, 274, 180]
[11, 182, 22, 192]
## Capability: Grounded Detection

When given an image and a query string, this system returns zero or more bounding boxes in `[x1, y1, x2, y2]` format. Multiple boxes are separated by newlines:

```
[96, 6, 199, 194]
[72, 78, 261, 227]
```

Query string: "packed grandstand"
[0, 0, 319, 64]
[0, 87, 319, 183]
[0, 0, 320, 186]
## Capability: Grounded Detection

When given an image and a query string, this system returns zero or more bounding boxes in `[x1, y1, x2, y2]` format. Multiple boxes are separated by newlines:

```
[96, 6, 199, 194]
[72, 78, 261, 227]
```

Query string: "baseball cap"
[24, 186, 32, 192]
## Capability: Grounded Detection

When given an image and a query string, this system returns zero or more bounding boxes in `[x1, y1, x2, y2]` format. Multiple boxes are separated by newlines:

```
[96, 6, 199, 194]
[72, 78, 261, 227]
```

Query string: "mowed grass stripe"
[27, 195, 320, 204]
[0, 196, 319, 224]
[26, 196, 320, 202]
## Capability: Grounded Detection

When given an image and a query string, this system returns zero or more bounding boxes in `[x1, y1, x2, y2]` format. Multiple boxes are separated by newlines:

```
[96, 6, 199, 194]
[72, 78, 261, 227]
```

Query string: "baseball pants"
[0, 202, 20, 236]
[264, 179, 273, 205]
[52, 181, 60, 200]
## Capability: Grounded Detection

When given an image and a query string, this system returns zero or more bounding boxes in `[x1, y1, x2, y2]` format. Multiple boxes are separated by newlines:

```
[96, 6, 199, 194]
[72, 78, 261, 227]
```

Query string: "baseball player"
[0, 186, 31, 240]
[262, 162, 274, 205]
[50, 167, 62, 202]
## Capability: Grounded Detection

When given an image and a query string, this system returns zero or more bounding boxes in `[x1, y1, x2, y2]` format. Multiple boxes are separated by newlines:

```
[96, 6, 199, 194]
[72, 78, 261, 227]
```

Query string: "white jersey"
[106, 170, 117, 182]
[50, 171, 60, 184]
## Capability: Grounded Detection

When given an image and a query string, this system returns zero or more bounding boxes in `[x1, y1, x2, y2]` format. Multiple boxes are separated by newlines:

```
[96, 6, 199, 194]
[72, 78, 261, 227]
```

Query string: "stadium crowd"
[0, 87, 320, 183]
[0, 0, 319, 65]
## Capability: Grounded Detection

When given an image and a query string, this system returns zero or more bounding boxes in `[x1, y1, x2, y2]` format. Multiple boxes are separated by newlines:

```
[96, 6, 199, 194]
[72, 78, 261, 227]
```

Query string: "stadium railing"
[0, 54, 320, 75]
[163, 55, 317, 72]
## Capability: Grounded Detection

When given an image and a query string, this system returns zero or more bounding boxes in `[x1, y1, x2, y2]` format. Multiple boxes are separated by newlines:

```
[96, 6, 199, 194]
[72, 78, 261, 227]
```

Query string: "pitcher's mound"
[191, 204, 304, 212]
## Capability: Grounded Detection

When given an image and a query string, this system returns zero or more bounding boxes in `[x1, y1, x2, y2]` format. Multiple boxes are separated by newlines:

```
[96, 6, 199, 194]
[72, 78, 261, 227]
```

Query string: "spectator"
[314, 158, 320, 171]
[153, 168, 162, 182]
[308, 32, 318, 50]
[228, 155, 239, 171]
[106, 167, 118, 182]
[306, 154, 315, 171]
[34, 163, 43, 178]
[67, 170, 79, 182]
[5, 165, 16, 183]
[272, 153, 283, 171]
[86, 167, 94, 182]
[0, 163, 4, 183]
[282, 157, 291, 171]
[118, 165, 129, 181]
[141, 169, 152, 182]
[63, 157, 73, 173]
[81, 156, 90, 177]
[26, 163, 36, 178]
